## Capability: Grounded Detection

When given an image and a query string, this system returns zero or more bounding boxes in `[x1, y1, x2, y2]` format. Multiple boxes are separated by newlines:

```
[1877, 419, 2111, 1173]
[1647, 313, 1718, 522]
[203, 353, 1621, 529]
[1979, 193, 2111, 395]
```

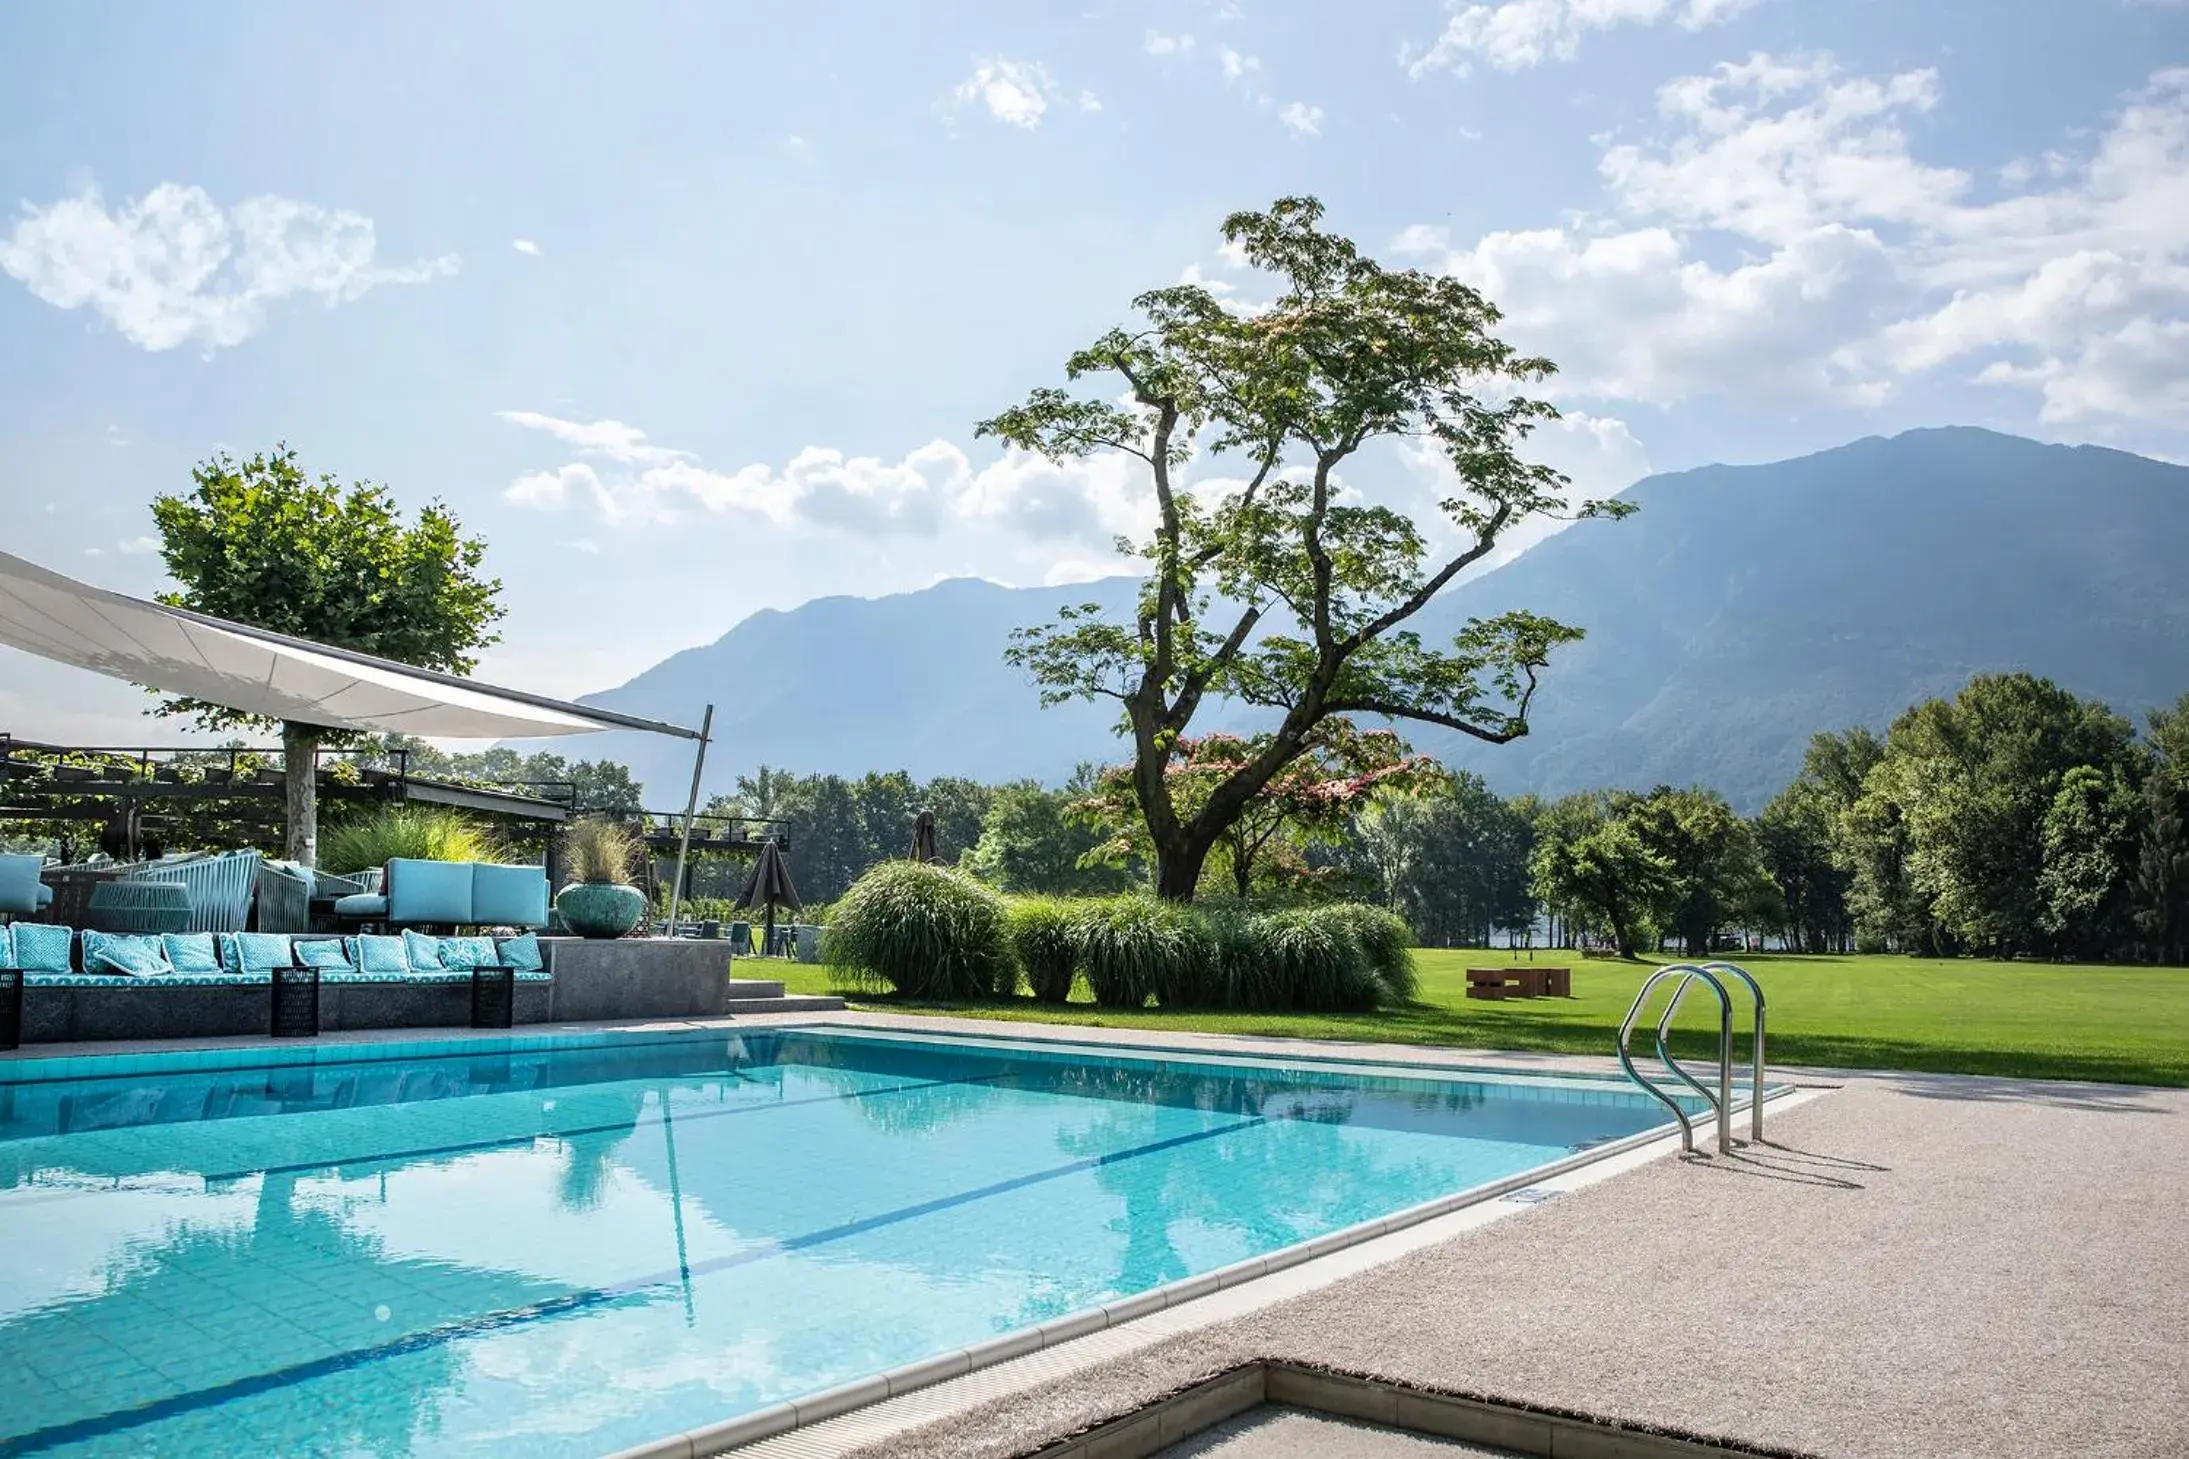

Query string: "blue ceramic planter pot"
[554, 881, 646, 939]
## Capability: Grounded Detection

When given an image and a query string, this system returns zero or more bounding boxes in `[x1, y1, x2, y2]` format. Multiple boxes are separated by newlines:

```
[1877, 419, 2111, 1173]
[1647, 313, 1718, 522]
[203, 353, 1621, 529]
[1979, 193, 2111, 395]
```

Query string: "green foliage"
[1255, 907, 1383, 1012]
[562, 818, 639, 885]
[150, 447, 505, 730]
[356, 737, 643, 814]
[320, 806, 499, 875]
[1348, 769, 1535, 946]
[1527, 792, 1672, 957]
[824, 860, 1013, 1000]
[962, 780, 1134, 895]
[708, 766, 997, 904]
[984, 197, 1625, 899]
[1072, 894, 1211, 1009]
[1006, 895, 1082, 1003]
[1313, 902, 1420, 1005]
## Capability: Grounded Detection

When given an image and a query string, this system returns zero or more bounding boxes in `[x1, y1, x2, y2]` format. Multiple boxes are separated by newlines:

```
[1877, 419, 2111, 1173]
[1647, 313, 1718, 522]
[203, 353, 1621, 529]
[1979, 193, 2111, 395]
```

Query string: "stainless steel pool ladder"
[1615, 961, 1767, 1155]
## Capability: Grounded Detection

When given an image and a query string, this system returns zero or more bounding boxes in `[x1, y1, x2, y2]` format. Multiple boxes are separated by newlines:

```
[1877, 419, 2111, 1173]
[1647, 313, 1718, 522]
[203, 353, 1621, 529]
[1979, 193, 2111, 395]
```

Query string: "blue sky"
[2, 0, 2185, 742]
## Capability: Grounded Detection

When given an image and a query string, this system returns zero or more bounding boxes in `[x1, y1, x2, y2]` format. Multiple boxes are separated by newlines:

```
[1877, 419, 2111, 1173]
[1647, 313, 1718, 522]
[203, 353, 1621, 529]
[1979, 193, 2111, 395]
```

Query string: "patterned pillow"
[354, 934, 410, 975]
[293, 938, 355, 973]
[82, 932, 173, 978]
[11, 924, 74, 975]
[0, 925, 11, 971]
[435, 935, 499, 970]
[402, 929, 446, 971]
[495, 931, 544, 973]
[229, 932, 294, 974]
[162, 933, 222, 975]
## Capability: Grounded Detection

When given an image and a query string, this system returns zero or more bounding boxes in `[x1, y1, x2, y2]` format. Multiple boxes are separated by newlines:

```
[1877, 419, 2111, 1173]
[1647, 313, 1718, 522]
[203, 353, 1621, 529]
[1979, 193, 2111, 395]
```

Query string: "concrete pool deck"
[722, 1011, 2189, 1459]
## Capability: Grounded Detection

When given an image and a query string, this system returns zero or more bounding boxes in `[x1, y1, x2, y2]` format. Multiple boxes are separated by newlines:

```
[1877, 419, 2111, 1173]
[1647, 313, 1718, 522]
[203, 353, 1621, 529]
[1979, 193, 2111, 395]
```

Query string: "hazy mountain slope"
[567, 428, 2189, 811]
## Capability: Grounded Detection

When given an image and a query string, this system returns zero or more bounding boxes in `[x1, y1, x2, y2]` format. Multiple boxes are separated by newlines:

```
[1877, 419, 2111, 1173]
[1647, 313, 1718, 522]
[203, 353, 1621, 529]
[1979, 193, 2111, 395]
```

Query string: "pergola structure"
[0, 548, 719, 931]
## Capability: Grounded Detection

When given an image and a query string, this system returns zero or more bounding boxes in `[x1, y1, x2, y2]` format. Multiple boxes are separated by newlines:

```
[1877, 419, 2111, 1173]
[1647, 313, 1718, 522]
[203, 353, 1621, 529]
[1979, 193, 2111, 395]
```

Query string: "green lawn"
[773, 948, 2189, 1087]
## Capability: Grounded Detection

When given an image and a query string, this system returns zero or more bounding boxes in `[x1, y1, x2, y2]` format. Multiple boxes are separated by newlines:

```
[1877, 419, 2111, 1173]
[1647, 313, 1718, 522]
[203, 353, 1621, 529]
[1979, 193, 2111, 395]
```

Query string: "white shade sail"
[0, 548, 698, 742]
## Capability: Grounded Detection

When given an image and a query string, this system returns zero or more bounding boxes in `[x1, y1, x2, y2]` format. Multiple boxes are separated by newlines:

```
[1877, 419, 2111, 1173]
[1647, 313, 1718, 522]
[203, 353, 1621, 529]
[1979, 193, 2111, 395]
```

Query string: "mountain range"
[566, 427, 2189, 812]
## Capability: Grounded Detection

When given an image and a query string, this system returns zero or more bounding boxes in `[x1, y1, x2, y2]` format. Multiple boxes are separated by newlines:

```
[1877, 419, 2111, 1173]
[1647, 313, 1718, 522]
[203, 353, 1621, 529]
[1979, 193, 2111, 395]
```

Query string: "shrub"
[1181, 901, 1276, 1011]
[1313, 903, 1420, 1005]
[563, 818, 639, 884]
[1007, 896, 1080, 1003]
[1075, 894, 1209, 1009]
[320, 807, 499, 875]
[824, 860, 1012, 1000]
[1257, 906, 1383, 1012]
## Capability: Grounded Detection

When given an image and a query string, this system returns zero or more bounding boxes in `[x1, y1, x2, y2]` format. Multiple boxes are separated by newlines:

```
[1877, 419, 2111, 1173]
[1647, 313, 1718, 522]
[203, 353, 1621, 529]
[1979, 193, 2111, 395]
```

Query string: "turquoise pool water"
[0, 1027, 1695, 1457]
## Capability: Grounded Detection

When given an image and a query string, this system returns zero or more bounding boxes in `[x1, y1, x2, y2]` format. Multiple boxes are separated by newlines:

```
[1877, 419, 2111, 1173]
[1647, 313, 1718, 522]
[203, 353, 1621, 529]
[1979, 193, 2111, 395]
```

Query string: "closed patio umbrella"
[911, 809, 939, 865]
[734, 839, 801, 955]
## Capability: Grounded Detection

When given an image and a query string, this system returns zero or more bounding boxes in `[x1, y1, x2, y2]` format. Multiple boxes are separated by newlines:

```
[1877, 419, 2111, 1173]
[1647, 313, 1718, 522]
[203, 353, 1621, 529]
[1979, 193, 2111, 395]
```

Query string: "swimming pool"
[0, 1026, 1705, 1457]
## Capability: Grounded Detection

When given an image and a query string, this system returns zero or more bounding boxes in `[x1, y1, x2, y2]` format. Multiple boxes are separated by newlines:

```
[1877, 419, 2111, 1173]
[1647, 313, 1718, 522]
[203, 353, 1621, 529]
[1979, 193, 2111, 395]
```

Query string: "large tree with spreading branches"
[979, 196, 1630, 899]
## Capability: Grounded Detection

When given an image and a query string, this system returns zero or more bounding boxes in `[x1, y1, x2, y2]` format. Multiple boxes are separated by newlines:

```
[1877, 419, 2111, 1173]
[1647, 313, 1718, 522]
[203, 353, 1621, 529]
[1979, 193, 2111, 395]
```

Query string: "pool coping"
[601, 1074, 1811, 1459]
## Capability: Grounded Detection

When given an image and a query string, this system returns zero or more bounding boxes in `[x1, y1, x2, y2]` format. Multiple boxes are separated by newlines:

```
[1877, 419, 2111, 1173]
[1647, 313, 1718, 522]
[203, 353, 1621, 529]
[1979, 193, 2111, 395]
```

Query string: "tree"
[2133, 774, 2189, 965]
[1351, 771, 1535, 946]
[151, 447, 503, 866]
[1625, 787, 1777, 957]
[983, 197, 1628, 900]
[1076, 722, 1434, 901]
[1527, 792, 1670, 958]
[960, 778, 1133, 895]
[2038, 763, 2141, 959]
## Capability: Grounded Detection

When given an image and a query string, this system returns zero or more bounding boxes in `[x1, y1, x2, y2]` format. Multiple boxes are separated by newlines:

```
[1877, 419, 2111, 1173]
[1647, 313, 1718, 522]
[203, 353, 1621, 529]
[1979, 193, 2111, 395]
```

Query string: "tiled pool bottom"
[0, 1027, 1703, 1457]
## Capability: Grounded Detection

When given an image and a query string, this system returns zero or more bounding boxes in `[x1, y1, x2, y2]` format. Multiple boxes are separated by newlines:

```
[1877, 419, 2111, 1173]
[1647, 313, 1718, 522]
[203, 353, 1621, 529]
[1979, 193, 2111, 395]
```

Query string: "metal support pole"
[663, 703, 713, 937]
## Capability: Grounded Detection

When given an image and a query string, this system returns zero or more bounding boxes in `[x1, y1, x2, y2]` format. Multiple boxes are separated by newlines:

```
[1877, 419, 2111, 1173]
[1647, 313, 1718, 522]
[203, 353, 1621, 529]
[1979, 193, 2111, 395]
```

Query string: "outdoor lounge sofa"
[333, 858, 550, 932]
[0, 854, 54, 918]
[0, 925, 552, 1045]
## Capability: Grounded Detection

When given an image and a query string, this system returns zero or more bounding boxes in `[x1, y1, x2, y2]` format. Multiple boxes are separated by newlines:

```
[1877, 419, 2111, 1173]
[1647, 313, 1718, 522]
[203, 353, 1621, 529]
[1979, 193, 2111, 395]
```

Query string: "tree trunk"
[282, 721, 320, 868]
[1155, 838, 1210, 902]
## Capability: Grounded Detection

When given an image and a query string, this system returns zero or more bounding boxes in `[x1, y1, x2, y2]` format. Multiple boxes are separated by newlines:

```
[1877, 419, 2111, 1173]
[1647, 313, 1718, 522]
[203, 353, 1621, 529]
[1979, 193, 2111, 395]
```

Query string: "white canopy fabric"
[0, 548, 698, 742]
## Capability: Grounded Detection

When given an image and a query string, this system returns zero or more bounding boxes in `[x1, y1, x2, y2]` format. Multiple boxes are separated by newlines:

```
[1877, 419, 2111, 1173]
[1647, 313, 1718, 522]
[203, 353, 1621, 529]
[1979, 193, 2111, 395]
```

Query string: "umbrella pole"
[664, 703, 713, 937]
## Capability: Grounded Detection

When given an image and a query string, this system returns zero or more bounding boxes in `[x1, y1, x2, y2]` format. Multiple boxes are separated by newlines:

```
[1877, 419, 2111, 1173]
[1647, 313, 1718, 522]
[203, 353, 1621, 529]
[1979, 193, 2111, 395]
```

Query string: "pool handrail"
[1616, 963, 1726, 1154]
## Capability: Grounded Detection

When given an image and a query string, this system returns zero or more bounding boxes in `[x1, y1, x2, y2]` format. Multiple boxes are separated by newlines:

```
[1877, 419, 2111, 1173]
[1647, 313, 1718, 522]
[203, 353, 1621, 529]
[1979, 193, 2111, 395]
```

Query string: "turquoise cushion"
[293, 938, 355, 972]
[472, 864, 549, 928]
[354, 934, 409, 975]
[495, 931, 544, 972]
[161, 933, 222, 975]
[334, 892, 390, 918]
[228, 932, 294, 974]
[0, 925, 10, 971]
[402, 928, 446, 970]
[82, 932, 173, 978]
[436, 935, 498, 970]
[12, 924, 72, 975]
[386, 858, 472, 925]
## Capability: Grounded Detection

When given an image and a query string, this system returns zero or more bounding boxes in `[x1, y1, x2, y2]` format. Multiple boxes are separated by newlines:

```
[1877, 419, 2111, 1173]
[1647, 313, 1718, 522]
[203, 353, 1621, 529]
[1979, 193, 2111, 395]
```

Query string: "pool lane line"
[0, 1113, 1270, 1457]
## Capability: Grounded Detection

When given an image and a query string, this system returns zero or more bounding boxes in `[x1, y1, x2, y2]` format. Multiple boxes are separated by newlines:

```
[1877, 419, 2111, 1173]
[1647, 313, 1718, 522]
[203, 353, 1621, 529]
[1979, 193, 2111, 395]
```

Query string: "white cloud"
[511, 238, 541, 257]
[1396, 60, 2189, 423]
[1404, 0, 1760, 77]
[0, 182, 458, 353]
[499, 410, 1155, 546]
[1144, 31, 1195, 56]
[952, 59, 1057, 129]
[1218, 47, 1259, 81]
[1078, 90, 1104, 114]
[114, 536, 159, 555]
[1279, 102, 1324, 137]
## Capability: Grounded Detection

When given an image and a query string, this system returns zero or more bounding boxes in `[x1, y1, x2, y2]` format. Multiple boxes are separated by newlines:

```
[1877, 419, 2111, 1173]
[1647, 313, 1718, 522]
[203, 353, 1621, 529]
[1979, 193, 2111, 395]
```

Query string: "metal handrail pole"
[1653, 965, 1734, 1154]
[1652, 974, 1721, 1117]
[1617, 966, 1702, 1153]
[1704, 961, 1767, 1141]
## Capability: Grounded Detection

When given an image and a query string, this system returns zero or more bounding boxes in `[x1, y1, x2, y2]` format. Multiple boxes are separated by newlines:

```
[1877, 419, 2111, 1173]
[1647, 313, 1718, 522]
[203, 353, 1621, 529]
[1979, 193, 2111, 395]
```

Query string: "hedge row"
[822, 861, 1417, 1012]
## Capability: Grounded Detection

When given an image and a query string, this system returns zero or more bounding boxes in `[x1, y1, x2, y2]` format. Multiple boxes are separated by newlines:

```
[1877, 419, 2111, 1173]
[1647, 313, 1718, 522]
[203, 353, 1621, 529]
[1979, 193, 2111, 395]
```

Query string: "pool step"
[724, 978, 844, 1014]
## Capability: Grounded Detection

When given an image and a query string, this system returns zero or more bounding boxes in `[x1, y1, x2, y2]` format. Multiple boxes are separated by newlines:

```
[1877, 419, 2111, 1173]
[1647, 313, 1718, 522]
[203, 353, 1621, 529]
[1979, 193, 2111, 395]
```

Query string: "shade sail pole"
[663, 703, 713, 936]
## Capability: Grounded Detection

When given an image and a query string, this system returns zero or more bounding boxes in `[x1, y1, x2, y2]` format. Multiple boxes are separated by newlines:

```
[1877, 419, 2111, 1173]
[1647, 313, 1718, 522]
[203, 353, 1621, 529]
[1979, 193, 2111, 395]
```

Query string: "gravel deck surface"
[821, 1062, 2189, 1459]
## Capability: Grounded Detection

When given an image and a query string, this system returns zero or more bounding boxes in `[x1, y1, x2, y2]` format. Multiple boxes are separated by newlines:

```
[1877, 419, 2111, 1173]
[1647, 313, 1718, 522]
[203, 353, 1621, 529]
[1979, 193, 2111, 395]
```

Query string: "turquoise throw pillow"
[83, 932, 172, 978]
[0, 925, 12, 971]
[435, 935, 498, 970]
[162, 933, 222, 975]
[495, 932, 543, 972]
[355, 934, 410, 975]
[12, 924, 72, 975]
[402, 929, 446, 970]
[294, 938, 354, 973]
[230, 932, 294, 974]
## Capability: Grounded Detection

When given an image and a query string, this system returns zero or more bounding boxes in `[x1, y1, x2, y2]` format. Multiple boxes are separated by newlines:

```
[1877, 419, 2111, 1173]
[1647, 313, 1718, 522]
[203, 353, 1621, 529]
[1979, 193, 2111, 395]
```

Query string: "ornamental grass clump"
[825, 860, 1012, 1000]
[321, 806, 498, 875]
[1313, 903, 1419, 1005]
[1257, 906, 1383, 1012]
[562, 817, 639, 884]
[1007, 896, 1080, 1004]
[1187, 901, 1286, 1011]
[1074, 894, 1208, 1009]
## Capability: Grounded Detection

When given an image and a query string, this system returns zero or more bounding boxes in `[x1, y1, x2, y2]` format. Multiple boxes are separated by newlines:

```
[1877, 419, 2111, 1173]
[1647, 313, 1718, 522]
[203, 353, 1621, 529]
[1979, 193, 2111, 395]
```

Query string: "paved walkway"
[775, 1019, 2189, 1459]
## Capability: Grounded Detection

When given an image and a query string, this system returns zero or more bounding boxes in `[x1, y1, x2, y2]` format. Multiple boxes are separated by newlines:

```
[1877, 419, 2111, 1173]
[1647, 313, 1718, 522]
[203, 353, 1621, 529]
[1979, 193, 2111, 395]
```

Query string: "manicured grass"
[774, 948, 2189, 1087]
